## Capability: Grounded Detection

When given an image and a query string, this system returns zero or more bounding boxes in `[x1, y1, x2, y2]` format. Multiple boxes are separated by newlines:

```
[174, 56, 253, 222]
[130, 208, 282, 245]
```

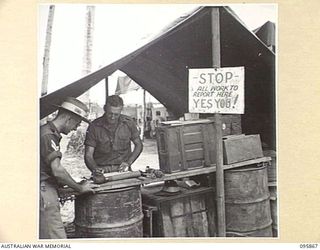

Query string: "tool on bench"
[140, 166, 164, 179]
[59, 171, 142, 203]
[92, 170, 142, 184]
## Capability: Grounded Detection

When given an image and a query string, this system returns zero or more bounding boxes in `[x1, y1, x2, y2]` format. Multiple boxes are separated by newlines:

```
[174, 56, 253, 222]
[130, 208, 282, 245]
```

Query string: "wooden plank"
[183, 132, 203, 144]
[184, 197, 194, 236]
[95, 178, 141, 192]
[160, 203, 174, 236]
[201, 124, 210, 166]
[140, 156, 272, 185]
[184, 143, 203, 150]
[185, 148, 203, 161]
[88, 157, 273, 192]
[190, 195, 208, 236]
[161, 119, 213, 126]
[183, 125, 202, 133]
[206, 192, 217, 236]
[140, 167, 216, 185]
[178, 127, 188, 170]
[223, 156, 272, 170]
[171, 199, 187, 237]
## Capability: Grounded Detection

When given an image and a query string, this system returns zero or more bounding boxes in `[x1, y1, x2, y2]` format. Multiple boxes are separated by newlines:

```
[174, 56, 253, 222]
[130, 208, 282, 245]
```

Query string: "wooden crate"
[141, 185, 216, 237]
[223, 134, 263, 164]
[156, 119, 216, 174]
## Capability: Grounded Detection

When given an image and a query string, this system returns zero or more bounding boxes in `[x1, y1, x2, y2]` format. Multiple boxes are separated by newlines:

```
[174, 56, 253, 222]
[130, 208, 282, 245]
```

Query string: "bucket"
[269, 186, 278, 237]
[74, 186, 143, 238]
[225, 164, 273, 237]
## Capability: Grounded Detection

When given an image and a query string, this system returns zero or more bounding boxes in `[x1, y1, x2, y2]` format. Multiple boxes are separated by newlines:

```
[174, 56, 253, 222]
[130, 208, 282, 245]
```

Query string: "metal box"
[223, 134, 263, 164]
[156, 119, 216, 173]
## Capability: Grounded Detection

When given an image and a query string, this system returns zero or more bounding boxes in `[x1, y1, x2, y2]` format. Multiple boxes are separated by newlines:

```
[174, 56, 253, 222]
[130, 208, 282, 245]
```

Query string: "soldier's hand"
[92, 171, 106, 184]
[78, 181, 100, 194]
[119, 162, 131, 172]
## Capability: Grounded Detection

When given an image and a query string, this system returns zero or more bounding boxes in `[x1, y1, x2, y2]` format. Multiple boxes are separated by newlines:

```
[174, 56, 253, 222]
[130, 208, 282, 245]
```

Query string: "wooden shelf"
[96, 178, 141, 191]
[223, 156, 272, 170]
[94, 156, 272, 191]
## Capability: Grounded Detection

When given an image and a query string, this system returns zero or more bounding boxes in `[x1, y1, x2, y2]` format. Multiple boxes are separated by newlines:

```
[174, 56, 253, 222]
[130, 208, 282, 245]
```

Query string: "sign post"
[189, 7, 244, 237]
[211, 7, 226, 237]
[188, 7, 245, 237]
[189, 65, 244, 236]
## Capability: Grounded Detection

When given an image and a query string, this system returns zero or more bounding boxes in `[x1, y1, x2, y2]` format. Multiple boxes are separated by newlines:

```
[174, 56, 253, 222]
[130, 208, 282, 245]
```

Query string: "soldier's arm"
[50, 158, 98, 194]
[84, 145, 100, 173]
[128, 136, 143, 166]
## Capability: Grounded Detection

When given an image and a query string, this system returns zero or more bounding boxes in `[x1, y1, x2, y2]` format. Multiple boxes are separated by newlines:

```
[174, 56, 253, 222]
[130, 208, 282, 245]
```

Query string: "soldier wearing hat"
[84, 95, 143, 174]
[39, 97, 99, 239]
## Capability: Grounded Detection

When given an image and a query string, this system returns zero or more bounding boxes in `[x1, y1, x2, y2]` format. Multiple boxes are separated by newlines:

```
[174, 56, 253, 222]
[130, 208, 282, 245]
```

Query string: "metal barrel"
[224, 164, 273, 237]
[269, 185, 278, 237]
[263, 150, 277, 183]
[74, 186, 143, 238]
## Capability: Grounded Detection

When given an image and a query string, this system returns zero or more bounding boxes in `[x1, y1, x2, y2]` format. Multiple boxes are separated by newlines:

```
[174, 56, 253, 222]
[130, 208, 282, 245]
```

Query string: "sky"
[38, 4, 277, 106]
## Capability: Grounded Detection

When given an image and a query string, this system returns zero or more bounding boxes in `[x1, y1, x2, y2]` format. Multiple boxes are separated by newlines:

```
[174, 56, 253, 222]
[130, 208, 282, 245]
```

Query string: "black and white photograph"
[38, 4, 277, 239]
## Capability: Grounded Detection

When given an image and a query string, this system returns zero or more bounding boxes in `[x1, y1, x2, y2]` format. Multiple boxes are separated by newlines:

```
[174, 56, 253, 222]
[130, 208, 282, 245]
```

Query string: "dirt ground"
[60, 137, 159, 223]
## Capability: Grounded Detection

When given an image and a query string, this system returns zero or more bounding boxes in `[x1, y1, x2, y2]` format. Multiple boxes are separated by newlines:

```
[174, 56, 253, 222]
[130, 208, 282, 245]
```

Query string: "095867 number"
[300, 244, 318, 248]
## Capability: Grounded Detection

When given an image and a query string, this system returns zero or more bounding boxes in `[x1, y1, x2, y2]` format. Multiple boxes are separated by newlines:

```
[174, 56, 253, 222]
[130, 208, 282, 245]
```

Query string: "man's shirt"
[84, 115, 140, 166]
[40, 121, 62, 183]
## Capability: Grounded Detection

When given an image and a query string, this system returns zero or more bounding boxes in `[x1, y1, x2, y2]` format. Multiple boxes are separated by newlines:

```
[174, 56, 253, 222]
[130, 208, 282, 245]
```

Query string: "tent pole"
[211, 7, 226, 237]
[142, 89, 146, 142]
[105, 77, 109, 102]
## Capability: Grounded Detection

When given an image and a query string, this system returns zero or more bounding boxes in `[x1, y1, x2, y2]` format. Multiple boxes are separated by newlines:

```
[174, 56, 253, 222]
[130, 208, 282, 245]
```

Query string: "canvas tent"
[40, 6, 276, 149]
[254, 21, 276, 52]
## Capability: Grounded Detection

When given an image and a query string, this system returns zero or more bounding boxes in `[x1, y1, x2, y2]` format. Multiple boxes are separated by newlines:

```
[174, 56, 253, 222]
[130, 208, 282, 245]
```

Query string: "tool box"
[156, 119, 216, 173]
[223, 134, 263, 164]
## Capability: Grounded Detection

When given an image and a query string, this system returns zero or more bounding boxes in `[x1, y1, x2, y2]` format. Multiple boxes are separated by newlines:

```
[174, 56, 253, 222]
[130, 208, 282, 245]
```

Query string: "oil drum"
[225, 164, 273, 237]
[269, 185, 278, 237]
[74, 185, 143, 238]
[263, 150, 277, 183]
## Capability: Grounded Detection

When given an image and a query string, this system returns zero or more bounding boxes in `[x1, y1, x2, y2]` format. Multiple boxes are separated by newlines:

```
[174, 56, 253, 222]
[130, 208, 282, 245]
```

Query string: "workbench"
[62, 156, 272, 238]
[94, 156, 272, 192]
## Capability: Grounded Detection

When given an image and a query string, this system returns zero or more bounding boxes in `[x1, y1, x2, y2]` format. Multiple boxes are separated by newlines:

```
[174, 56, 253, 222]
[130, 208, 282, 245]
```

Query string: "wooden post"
[142, 89, 146, 141]
[211, 7, 226, 237]
[41, 5, 55, 97]
[79, 5, 95, 104]
[105, 77, 109, 102]
[40, 5, 55, 126]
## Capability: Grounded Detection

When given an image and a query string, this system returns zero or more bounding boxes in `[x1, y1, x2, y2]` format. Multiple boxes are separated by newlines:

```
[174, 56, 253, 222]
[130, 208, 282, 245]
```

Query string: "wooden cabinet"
[141, 185, 216, 237]
[156, 119, 216, 173]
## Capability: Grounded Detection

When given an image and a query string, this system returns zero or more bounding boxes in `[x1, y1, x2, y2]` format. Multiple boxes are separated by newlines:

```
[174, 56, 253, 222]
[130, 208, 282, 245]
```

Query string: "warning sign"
[188, 67, 244, 114]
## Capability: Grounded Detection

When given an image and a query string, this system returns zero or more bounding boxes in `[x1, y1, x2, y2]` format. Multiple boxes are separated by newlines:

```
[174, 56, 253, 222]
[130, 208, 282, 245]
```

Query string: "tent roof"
[40, 6, 275, 120]
[254, 21, 276, 48]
